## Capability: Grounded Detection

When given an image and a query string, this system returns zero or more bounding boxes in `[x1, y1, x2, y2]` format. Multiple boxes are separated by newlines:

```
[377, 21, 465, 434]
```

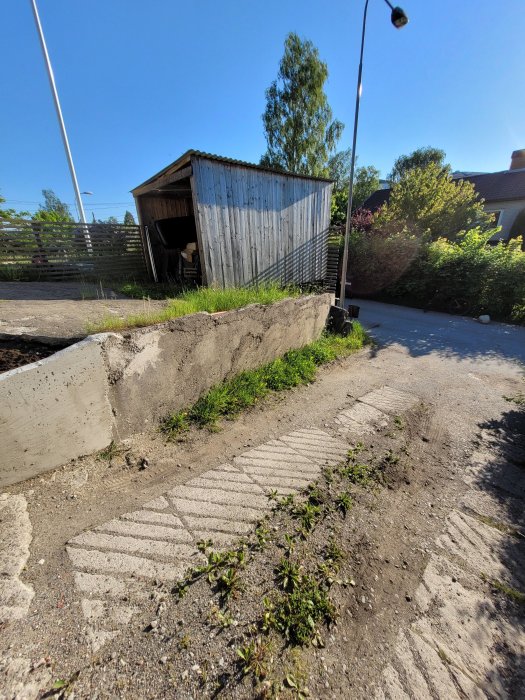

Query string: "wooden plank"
[132, 165, 192, 196]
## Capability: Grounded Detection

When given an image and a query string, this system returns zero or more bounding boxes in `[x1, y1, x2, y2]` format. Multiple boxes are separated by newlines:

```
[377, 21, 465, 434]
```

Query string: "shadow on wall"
[357, 300, 525, 366]
[470, 406, 525, 694]
[241, 227, 330, 288]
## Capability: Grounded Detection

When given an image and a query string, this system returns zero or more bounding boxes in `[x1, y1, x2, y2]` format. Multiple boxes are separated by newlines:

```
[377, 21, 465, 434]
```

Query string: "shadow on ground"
[472, 403, 525, 694]
[356, 299, 525, 366]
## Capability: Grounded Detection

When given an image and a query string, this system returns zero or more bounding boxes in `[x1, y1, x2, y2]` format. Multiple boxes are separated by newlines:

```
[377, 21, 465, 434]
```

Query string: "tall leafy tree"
[123, 210, 136, 226]
[261, 32, 343, 176]
[377, 162, 492, 240]
[328, 149, 380, 224]
[32, 189, 73, 222]
[388, 146, 446, 183]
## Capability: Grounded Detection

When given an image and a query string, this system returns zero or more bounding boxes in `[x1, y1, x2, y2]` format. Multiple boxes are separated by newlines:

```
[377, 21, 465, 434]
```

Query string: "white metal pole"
[30, 0, 87, 225]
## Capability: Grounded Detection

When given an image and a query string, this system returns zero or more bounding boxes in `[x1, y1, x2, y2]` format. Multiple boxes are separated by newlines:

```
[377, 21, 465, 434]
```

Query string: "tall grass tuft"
[87, 284, 300, 333]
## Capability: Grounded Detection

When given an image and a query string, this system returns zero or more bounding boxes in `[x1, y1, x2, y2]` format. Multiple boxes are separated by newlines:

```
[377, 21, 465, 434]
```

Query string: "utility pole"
[30, 0, 87, 225]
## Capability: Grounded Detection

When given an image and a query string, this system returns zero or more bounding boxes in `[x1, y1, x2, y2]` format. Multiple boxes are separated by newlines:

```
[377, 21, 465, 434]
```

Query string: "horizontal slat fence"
[324, 228, 343, 293]
[0, 220, 148, 281]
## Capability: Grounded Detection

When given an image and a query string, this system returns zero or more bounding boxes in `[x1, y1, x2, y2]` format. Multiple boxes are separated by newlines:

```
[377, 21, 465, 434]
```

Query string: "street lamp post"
[30, 0, 87, 226]
[338, 1, 409, 308]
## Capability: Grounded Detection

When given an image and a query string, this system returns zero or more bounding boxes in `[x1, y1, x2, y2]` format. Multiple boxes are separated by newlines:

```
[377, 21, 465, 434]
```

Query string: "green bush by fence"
[348, 227, 525, 324]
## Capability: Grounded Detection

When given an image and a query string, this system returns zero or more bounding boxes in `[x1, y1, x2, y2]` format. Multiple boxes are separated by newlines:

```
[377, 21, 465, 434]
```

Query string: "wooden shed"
[131, 150, 333, 287]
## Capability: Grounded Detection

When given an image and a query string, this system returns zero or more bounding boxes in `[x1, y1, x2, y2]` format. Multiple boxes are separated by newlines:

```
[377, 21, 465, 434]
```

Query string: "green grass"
[87, 284, 300, 333]
[481, 573, 525, 605]
[161, 325, 370, 437]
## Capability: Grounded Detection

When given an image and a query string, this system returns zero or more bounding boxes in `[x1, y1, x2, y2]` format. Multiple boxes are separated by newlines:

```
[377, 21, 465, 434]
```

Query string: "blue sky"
[1, 0, 524, 221]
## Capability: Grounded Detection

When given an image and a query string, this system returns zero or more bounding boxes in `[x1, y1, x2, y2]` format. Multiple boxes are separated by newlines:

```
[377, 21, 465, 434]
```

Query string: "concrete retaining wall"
[0, 294, 332, 487]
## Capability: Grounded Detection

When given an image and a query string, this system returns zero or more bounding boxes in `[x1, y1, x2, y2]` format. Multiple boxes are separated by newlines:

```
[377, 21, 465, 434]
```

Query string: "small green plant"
[209, 605, 235, 629]
[160, 411, 189, 436]
[293, 501, 322, 534]
[394, 415, 404, 429]
[97, 440, 125, 465]
[217, 567, 243, 599]
[335, 490, 353, 515]
[325, 538, 345, 565]
[196, 538, 213, 553]
[237, 639, 269, 680]
[503, 392, 525, 406]
[264, 574, 337, 646]
[306, 483, 325, 506]
[283, 533, 296, 556]
[275, 558, 302, 592]
[341, 462, 374, 485]
[255, 523, 271, 549]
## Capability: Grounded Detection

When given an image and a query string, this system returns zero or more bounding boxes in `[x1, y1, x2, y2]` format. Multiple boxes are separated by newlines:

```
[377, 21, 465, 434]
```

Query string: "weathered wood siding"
[191, 157, 332, 287]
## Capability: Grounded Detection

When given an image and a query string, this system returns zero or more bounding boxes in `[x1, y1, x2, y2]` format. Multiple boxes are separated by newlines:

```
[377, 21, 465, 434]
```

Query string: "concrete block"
[0, 337, 113, 487]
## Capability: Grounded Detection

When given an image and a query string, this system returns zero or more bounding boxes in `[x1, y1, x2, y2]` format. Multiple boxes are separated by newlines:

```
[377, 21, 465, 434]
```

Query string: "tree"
[388, 146, 446, 183]
[124, 210, 136, 226]
[261, 32, 343, 176]
[32, 189, 73, 222]
[377, 162, 492, 240]
[353, 166, 381, 211]
[328, 149, 380, 224]
[0, 193, 29, 221]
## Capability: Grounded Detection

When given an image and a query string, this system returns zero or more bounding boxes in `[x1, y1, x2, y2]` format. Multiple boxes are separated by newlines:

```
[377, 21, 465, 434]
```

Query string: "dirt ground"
[0, 282, 167, 342]
[1, 302, 524, 698]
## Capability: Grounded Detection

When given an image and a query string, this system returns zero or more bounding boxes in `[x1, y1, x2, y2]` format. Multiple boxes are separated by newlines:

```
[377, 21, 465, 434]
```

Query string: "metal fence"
[0, 220, 149, 281]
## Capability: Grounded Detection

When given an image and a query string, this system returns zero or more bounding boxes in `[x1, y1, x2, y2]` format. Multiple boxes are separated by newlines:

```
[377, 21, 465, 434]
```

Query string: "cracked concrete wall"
[105, 294, 333, 436]
[0, 294, 332, 486]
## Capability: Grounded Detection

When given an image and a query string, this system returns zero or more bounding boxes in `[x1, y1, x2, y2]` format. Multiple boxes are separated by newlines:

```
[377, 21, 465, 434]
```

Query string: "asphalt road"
[353, 298, 525, 369]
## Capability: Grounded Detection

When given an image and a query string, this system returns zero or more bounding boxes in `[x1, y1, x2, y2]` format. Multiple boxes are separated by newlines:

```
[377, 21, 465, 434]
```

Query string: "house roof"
[363, 168, 525, 211]
[132, 149, 333, 195]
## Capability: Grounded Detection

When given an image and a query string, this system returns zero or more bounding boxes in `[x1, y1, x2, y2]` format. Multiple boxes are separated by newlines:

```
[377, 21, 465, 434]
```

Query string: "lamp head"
[391, 6, 409, 28]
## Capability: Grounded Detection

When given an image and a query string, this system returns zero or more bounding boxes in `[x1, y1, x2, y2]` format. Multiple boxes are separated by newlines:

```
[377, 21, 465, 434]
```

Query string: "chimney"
[510, 149, 525, 170]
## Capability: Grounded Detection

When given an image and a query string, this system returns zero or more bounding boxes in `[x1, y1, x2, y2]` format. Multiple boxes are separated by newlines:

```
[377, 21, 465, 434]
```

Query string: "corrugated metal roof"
[132, 149, 333, 194]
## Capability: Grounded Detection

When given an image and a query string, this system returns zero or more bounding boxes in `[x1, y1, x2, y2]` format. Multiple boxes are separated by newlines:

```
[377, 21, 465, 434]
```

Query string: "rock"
[405, 594, 412, 602]
[479, 314, 491, 324]
[160, 656, 168, 665]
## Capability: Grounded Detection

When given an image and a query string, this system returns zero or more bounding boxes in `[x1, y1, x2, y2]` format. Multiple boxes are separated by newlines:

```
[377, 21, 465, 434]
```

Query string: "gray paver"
[0, 494, 34, 622]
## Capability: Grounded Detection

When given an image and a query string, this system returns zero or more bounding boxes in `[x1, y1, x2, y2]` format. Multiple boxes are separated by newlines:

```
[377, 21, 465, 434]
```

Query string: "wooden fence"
[0, 220, 149, 282]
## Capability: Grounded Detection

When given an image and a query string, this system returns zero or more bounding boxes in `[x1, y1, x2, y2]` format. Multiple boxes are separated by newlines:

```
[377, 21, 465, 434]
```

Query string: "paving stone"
[95, 518, 193, 542]
[142, 495, 171, 510]
[169, 497, 265, 523]
[121, 510, 186, 527]
[358, 386, 418, 415]
[335, 402, 389, 435]
[70, 531, 197, 560]
[67, 547, 190, 581]
[183, 516, 253, 535]
[167, 485, 269, 510]
[0, 494, 34, 622]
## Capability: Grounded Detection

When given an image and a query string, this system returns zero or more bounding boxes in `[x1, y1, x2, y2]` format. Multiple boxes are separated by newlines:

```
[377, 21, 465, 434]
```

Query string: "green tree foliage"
[353, 166, 381, 211]
[328, 149, 380, 224]
[509, 207, 525, 249]
[388, 146, 446, 182]
[261, 33, 343, 176]
[123, 210, 136, 226]
[377, 163, 492, 240]
[0, 193, 29, 221]
[32, 189, 73, 222]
